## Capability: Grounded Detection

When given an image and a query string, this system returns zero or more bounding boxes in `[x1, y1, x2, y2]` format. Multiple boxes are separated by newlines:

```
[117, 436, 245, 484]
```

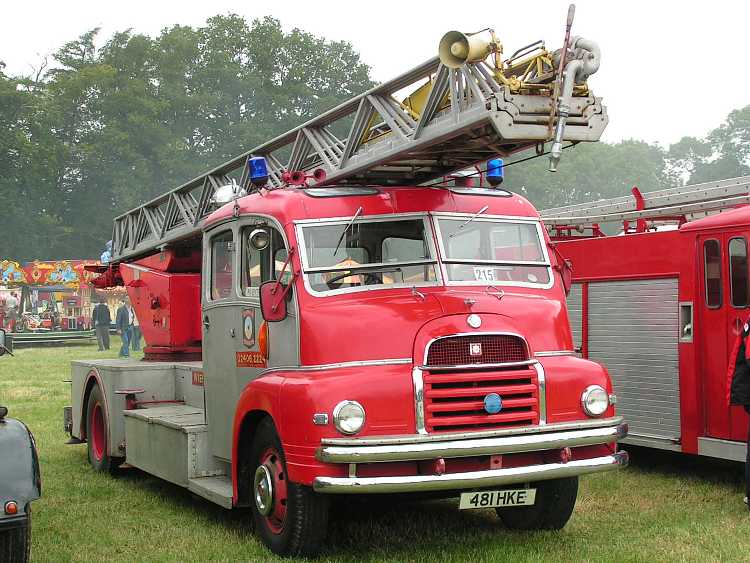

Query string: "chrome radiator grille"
[420, 334, 539, 433]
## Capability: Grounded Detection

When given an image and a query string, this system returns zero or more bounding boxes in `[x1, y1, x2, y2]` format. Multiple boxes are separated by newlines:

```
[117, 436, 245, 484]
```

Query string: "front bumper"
[313, 417, 628, 494]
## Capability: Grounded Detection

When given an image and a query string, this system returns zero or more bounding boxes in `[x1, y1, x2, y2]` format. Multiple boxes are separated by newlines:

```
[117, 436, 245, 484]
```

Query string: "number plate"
[458, 488, 537, 510]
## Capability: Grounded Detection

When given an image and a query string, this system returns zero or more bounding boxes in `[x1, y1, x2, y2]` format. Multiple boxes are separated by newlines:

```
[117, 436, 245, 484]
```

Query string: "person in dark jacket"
[728, 318, 750, 509]
[115, 299, 133, 357]
[92, 300, 111, 351]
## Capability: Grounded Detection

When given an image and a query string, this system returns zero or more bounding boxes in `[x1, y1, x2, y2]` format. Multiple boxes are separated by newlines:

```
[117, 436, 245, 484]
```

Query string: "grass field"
[2, 342, 750, 562]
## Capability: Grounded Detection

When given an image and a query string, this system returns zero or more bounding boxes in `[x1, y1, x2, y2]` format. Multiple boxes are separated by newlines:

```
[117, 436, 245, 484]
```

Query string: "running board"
[188, 476, 233, 509]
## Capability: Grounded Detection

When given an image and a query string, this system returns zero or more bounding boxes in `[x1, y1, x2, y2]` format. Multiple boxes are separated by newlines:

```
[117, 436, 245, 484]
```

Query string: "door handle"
[203, 315, 210, 329]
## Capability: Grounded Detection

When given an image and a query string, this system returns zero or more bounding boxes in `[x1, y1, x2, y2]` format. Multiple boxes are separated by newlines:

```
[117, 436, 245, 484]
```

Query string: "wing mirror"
[260, 281, 289, 322]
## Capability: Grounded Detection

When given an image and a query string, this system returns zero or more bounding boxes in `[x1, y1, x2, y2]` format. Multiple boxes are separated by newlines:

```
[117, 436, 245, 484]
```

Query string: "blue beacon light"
[247, 156, 269, 186]
[486, 158, 504, 187]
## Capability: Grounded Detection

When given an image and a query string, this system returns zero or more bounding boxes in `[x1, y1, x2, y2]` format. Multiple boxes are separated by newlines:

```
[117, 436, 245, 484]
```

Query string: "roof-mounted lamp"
[486, 158, 504, 187]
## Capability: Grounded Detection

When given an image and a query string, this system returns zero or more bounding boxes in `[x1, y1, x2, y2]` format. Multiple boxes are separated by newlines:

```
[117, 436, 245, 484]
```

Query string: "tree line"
[1, 14, 748, 260]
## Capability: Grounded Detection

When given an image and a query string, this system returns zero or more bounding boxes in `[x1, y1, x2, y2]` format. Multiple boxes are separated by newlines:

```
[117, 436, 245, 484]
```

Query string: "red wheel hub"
[254, 448, 288, 534]
[90, 402, 105, 461]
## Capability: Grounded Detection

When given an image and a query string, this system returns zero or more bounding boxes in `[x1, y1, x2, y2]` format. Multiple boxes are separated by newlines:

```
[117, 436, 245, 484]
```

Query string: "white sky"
[2, 0, 747, 147]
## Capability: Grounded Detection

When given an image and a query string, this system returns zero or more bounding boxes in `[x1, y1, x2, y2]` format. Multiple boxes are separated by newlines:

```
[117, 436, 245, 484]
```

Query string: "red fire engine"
[65, 12, 627, 557]
[546, 176, 750, 461]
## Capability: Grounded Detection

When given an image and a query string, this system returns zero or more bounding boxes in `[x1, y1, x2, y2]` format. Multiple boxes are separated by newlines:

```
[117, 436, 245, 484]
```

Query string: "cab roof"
[203, 185, 540, 228]
[680, 204, 750, 232]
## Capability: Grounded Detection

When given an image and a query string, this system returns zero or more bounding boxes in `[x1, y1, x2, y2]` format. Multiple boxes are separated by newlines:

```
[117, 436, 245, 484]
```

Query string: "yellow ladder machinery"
[112, 5, 607, 262]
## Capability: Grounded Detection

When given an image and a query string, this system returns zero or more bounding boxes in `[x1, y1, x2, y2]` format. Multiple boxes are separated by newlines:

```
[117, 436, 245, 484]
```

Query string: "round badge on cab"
[467, 314, 482, 328]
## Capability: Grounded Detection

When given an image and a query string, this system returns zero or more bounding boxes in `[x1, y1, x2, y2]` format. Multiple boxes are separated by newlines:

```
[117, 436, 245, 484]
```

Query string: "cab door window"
[729, 237, 749, 308]
[243, 226, 290, 297]
[210, 231, 235, 300]
[703, 239, 722, 308]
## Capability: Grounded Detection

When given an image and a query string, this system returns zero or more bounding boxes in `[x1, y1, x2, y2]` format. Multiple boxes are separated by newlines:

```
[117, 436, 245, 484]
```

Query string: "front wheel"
[496, 477, 578, 530]
[249, 418, 329, 557]
[0, 508, 31, 563]
[86, 384, 123, 473]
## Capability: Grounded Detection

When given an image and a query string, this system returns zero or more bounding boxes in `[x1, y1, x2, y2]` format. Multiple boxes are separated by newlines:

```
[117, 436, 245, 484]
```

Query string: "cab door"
[203, 220, 299, 463]
[203, 226, 241, 461]
[699, 233, 750, 441]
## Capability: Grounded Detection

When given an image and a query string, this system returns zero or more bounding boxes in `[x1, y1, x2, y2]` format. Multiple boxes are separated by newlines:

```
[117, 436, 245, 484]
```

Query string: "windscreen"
[300, 217, 438, 292]
[437, 217, 551, 286]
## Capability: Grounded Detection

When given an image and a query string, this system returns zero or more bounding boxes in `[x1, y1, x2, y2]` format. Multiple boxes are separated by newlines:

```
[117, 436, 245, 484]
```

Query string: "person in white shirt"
[128, 303, 141, 351]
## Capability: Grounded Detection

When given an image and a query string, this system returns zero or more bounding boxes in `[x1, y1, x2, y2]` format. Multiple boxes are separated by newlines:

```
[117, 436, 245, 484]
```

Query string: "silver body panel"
[569, 279, 681, 448]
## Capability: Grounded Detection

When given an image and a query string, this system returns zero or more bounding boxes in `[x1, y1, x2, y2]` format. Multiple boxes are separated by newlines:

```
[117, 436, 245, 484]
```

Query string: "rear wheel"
[496, 477, 578, 530]
[0, 508, 31, 563]
[249, 418, 329, 557]
[86, 384, 123, 473]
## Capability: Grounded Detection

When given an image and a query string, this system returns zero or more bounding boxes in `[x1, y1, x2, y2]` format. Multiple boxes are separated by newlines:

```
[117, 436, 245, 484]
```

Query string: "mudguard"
[0, 415, 41, 528]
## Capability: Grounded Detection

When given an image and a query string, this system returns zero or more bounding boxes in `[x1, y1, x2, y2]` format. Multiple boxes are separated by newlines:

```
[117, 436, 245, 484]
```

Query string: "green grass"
[2, 342, 750, 562]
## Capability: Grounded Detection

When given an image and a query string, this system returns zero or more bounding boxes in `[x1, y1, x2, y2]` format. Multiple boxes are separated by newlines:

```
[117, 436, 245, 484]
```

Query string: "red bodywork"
[108, 185, 620, 498]
[555, 205, 750, 455]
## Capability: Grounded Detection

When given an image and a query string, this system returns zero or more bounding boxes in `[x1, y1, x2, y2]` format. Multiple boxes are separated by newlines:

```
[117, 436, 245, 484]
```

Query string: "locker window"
[729, 237, 749, 308]
[703, 239, 722, 309]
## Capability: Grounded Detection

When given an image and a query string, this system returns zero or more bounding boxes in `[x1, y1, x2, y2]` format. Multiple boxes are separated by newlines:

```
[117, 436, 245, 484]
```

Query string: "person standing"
[129, 302, 141, 351]
[92, 300, 111, 351]
[6, 292, 19, 332]
[728, 318, 750, 509]
[115, 299, 133, 358]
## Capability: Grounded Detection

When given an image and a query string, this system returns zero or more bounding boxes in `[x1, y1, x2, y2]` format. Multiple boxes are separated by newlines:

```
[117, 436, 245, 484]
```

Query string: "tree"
[0, 16, 373, 261]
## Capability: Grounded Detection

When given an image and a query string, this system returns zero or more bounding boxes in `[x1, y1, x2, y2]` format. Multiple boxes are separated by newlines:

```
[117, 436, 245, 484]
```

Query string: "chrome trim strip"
[317, 423, 627, 463]
[533, 362, 547, 425]
[420, 360, 536, 372]
[258, 358, 411, 377]
[535, 350, 577, 357]
[322, 416, 624, 446]
[412, 367, 427, 435]
[313, 451, 629, 494]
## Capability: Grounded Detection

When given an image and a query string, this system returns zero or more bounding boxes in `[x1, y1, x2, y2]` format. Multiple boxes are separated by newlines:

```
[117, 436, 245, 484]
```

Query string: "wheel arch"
[80, 370, 105, 439]
[234, 409, 274, 507]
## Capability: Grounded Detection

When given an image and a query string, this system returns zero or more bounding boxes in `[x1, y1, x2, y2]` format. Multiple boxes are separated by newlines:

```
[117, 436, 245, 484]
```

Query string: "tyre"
[249, 418, 329, 557]
[86, 385, 123, 473]
[0, 508, 31, 563]
[496, 477, 578, 531]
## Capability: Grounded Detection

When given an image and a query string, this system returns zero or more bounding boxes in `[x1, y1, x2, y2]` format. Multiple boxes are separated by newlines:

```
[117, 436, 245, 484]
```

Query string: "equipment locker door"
[699, 233, 750, 441]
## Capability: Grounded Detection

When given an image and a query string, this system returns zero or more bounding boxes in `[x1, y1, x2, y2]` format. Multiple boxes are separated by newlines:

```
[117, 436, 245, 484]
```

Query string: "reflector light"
[247, 156, 269, 186]
[4, 501, 18, 515]
[486, 158, 504, 186]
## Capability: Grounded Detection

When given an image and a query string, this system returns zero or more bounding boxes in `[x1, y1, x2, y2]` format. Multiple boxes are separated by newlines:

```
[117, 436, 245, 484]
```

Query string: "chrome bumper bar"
[316, 420, 628, 464]
[313, 451, 628, 494]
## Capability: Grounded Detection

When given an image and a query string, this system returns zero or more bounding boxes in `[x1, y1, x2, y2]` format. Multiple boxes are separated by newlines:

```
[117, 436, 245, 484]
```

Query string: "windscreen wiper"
[333, 206, 363, 256]
[449, 205, 489, 238]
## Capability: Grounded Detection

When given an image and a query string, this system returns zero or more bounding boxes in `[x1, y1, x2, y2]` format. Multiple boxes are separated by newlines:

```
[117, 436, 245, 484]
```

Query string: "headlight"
[333, 401, 366, 435]
[581, 385, 609, 417]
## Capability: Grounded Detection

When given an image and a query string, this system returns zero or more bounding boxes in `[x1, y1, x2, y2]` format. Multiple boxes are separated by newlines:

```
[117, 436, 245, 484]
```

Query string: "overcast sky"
[2, 1, 746, 147]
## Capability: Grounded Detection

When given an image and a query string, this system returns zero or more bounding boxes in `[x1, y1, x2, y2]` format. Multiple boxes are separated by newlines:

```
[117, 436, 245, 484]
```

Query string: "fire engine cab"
[64, 12, 627, 557]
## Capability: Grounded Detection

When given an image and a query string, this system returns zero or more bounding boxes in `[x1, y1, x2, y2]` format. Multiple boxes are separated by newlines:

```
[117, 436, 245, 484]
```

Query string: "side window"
[211, 231, 234, 300]
[729, 237, 749, 308]
[704, 239, 722, 309]
[243, 226, 290, 297]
